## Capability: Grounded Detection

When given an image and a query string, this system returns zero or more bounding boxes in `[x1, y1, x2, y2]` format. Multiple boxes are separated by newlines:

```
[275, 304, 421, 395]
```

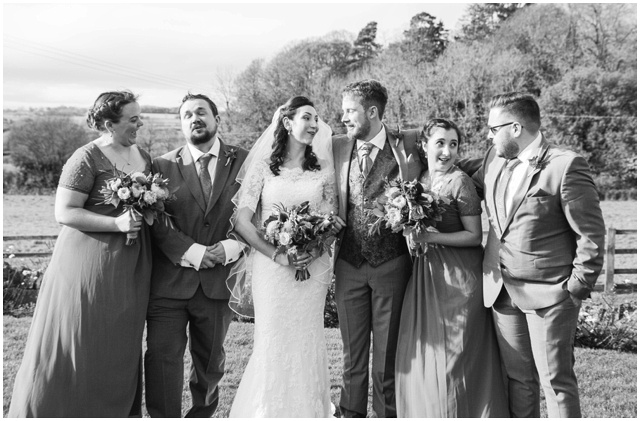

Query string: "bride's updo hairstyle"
[269, 96, 321, 176]
[417, 118, 464, 166]
[86, 90, 138, 133]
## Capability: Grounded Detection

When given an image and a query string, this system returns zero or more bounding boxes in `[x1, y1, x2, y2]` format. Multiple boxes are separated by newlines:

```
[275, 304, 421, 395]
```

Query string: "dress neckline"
[90, 142, 148, 174]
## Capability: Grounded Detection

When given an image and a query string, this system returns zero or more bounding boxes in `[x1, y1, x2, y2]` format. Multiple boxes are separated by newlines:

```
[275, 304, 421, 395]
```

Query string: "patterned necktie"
[198, 154, 213, 201]
[494, 158, 521, 229]
[360, 142, 374, 177]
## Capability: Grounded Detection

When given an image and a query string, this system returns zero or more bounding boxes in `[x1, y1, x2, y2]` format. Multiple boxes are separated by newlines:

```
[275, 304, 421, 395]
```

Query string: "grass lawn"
[3, 316, 637, 418]
[3, 198, 637, 416]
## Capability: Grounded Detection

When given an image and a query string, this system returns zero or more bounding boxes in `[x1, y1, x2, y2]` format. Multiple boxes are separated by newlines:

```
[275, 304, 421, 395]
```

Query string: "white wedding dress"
[229, 159, 336, 418]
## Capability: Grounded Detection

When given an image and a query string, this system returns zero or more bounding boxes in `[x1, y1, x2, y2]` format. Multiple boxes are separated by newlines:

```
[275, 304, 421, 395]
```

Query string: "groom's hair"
[489, 92, 541, 133]
[342, 79, 388, 120]
[179, 93, 219, 117]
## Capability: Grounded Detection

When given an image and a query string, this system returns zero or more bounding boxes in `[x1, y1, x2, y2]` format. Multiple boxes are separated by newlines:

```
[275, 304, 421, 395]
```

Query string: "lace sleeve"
[237, 159, 266, 213]
[58, 145, 96, 193]
[452, 171, 482, 217]
[319, 162, 338, 216]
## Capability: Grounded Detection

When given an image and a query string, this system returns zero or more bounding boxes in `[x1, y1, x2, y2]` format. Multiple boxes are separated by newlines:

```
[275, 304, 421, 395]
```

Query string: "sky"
[3, 1, 470, 109]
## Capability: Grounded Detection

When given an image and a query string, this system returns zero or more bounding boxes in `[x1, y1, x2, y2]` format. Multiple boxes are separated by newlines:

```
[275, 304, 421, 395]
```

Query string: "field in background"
[4, 196, 636, 284]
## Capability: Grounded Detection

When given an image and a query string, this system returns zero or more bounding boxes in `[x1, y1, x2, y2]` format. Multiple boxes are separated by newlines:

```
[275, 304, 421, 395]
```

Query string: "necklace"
[111, 144, 133, 168]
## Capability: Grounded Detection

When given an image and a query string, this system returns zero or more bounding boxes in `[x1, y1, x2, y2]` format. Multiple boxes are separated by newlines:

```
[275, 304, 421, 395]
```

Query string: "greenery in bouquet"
[368, 178, 449, 237]
[261, 201, 335, 281]
[100, 169, 178, 245]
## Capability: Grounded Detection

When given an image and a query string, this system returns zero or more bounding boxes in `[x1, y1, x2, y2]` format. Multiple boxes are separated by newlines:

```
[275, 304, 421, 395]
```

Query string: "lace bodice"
[238, 158, 337, 221]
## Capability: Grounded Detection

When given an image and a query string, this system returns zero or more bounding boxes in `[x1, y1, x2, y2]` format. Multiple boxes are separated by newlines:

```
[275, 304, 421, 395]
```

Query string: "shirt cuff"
[180, 243, 207, 271]
[220, 239, 243, 265]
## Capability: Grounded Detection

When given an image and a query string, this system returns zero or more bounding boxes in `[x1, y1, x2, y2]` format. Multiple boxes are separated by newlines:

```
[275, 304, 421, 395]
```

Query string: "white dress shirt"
[180, 138, 243, 270]
[504, 132, 543, 216]
[356, 125, 386, 165]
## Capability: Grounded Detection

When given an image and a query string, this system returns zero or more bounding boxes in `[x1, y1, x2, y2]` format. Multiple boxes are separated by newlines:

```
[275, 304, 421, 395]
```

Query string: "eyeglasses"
[488, 122, 516, 135]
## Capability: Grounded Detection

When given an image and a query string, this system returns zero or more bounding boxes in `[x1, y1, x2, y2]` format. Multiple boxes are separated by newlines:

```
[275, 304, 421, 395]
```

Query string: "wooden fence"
[3, 229, 637, 293]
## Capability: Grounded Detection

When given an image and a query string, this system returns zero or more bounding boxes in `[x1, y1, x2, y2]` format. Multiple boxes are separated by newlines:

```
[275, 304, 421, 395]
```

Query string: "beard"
[496, 138, 520, 159]
[346, 119, 371, 141]
[189, 125, 216, 145]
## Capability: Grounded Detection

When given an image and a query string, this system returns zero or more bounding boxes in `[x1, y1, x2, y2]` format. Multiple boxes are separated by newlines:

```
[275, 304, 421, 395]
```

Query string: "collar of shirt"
[187, 137, 220, 163]
[356, 125, 386, 162]
[187, 137, 220, 177]
[516, 132, 543, 165]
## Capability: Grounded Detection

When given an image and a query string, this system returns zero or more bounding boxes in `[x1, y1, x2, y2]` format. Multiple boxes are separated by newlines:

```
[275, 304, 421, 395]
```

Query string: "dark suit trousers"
[335, 254, 411, 418]
[144, 285, 233, 418]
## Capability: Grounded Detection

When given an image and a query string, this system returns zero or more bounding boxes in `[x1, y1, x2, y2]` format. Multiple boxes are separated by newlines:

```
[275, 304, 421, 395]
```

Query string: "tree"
[400, 12, 448, 65]
[569, 3, 637, 72]
[346, 22, 382, 70]
[456, 3, 528, 43]
[213, 67, 239, 133]
[10, 117, 91, 189]
[539, 66, 637, 189]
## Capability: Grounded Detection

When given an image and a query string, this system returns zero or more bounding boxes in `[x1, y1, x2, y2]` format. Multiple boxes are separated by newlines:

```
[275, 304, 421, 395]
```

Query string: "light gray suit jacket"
[473, 137, 605, 310]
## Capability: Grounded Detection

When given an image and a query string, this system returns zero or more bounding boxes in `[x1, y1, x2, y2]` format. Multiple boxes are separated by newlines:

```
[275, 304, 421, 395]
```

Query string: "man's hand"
[331, 216, 346, 236]
[199, 243, 226, 269]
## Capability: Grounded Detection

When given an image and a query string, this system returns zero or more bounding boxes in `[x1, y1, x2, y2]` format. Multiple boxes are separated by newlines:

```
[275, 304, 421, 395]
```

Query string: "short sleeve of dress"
[237, 159, 267, 212]
[452, 171, 482, 217]
[58, 145, 96, 194]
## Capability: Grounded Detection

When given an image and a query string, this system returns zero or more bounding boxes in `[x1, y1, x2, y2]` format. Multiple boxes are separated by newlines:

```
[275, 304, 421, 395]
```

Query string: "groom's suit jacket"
[150, 141, 249, 300]
[332, 125, 423, 258]
[473, 136, 605, 310]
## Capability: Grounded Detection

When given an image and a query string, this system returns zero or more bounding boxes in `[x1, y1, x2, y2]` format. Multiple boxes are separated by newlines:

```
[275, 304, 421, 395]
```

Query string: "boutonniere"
[224, 148, 238, 167]
[394, 124, 403, 147]
[527, 155, 550, 174]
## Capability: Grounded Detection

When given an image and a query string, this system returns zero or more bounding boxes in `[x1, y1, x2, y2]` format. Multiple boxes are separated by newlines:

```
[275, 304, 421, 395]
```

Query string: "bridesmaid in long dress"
[9, 91, 152, 417]
[395, 118, 509, 417]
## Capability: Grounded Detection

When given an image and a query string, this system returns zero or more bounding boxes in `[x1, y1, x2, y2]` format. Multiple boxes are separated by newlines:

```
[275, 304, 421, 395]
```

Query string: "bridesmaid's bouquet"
[100, 171, 177, 245]
[368, 178, 449, 238]
[261, 201, 335, 281]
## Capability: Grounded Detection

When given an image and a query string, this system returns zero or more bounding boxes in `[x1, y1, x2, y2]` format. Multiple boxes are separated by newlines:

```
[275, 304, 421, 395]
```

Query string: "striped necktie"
[198, 154, 213, 201]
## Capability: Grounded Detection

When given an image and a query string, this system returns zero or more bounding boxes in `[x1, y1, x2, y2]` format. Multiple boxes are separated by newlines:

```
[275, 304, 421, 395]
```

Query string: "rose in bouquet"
[261, 201, 335, 281]
[100, 170, 177, 245]
[368, 178, 449, 254]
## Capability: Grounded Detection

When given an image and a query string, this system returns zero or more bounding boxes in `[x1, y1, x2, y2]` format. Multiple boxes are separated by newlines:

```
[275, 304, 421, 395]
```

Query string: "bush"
[2, 164, 24, 193]
[9, 117, 91, 190]
[324, 280, 339, 328]
[3, 260, 44, 317]
[576, 299, 637, 353]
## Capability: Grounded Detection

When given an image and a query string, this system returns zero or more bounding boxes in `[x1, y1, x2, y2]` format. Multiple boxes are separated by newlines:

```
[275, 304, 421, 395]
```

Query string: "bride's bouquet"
[100, 170, 177, 245]
[368, 178, 449, 252]
[261, 201, 335, 281]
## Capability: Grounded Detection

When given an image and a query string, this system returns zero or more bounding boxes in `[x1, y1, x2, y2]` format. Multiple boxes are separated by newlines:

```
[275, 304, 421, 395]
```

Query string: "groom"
[331, 79, 422, 418]
[145, 93, 248, 417]
[473, 92, 605, 417]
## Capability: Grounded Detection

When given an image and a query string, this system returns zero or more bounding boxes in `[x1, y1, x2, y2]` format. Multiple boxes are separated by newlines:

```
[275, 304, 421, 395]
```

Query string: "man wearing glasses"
[472, 92, 605, 417]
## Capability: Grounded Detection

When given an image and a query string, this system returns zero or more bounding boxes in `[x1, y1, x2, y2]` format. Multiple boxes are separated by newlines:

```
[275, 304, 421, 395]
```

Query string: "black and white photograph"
[3, 1, 637, 418]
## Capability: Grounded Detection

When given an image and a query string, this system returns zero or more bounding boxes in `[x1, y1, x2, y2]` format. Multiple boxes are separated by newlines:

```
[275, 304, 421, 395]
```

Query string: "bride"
[226, 96, 337, 417]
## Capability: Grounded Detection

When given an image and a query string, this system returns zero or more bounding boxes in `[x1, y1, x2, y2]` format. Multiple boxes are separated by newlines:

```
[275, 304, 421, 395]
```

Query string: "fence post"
[605, 228, 616, 293]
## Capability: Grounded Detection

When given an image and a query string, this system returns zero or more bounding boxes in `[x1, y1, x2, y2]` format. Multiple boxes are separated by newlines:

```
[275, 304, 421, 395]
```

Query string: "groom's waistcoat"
[338, 141, 408, 268]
